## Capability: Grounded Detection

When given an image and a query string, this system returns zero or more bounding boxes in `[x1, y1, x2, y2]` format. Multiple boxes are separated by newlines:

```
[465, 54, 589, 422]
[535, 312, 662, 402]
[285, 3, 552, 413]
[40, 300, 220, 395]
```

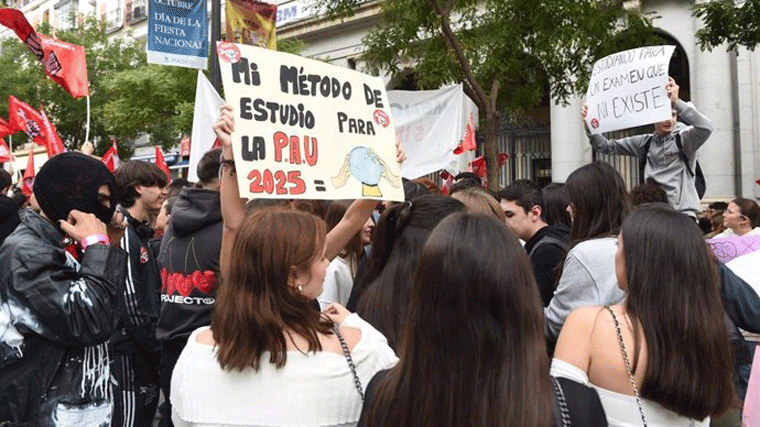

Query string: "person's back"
[359, 213, 606, 427]
[553, 204, 735, 426]
[171, 208, 397, 427]
[545, 162, 630, 343]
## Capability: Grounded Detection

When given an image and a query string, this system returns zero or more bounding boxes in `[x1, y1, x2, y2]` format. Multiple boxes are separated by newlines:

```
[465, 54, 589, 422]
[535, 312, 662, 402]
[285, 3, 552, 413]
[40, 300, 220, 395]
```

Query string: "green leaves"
[695, 0, 760, 51]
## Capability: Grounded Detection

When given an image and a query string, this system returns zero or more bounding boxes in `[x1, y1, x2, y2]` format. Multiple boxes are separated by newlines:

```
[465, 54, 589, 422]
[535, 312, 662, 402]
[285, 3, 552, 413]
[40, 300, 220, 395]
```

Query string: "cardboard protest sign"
[147, 0, 208, 69]
[585, 45, 675, 134]
[218, 42, 403, 201]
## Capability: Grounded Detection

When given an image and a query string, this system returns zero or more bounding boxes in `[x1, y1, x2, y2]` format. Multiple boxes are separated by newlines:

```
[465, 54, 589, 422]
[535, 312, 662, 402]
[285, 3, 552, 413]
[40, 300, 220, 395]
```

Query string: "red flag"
[0, 9, 89, 98]
[155, 146, 172, 182]
[102, 141, 120, 173]
[0, 139, 10, 162]
[0, 117, 13, 138]
[22, 145, 34, 196]
[453, 112, 477, 155]
[40, 107, 65, 157]
[8, 96, 46, 146]
[40, 35, 89, 98]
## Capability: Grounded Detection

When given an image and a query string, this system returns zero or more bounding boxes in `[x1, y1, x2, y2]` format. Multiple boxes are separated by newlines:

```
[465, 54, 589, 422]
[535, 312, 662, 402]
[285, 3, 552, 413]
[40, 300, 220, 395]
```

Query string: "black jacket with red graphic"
[156, 187, 222, 343]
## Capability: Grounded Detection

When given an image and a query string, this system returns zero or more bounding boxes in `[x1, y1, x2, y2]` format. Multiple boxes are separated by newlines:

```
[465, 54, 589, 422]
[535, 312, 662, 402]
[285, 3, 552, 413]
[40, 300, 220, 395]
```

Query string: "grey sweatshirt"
[587, 99, 713, 217]
[544, 237, 625, 341]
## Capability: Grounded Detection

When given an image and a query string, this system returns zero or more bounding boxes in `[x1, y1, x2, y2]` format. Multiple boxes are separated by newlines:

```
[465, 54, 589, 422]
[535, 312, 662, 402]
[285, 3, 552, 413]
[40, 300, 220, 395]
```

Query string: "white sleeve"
[550, 358, 590, 385]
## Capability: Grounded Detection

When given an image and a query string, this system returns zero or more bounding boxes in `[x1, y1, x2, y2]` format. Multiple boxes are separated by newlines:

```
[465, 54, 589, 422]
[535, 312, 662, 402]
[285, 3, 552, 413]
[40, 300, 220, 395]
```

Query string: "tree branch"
[427, 0, 488, 110]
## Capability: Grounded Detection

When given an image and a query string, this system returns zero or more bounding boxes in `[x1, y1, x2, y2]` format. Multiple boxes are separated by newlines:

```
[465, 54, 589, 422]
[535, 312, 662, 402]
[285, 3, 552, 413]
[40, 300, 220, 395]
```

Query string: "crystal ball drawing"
[348, 146, 384, 185]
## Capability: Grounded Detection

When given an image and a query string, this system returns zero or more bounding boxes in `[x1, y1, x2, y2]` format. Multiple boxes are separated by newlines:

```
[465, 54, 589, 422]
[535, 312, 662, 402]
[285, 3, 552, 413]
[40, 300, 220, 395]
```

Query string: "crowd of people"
[0, 76, 758, 427]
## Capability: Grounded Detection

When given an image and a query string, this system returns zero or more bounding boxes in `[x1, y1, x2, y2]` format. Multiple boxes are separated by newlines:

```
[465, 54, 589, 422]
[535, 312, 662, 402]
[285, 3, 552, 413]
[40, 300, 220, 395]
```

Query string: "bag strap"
[604, 306, 647, 427]
[638, 135, 653, 184]
[528, 235, 569, 258]
[551, 376, 571, 427]
[333, 325, 364, 401]
[674, 132, 695, 178]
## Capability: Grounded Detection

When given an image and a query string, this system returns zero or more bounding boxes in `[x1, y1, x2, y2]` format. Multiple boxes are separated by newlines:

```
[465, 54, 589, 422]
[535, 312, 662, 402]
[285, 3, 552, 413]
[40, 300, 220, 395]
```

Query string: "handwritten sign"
[147, 0, 208, 69]
[585, 45, 675, 134]
[218, 42, 403, 201]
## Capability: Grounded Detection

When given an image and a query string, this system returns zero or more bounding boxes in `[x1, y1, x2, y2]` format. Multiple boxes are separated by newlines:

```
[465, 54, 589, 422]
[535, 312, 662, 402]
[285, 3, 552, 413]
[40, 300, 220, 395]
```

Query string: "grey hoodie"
[587, 99, 713, 217]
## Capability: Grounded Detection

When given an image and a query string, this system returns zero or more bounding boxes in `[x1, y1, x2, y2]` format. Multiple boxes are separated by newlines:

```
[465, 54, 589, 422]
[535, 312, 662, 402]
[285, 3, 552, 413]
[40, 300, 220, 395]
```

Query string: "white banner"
[390, 84, 478, 179]
[189, 70, 224, 182]
[585, 45, 675, 134]
[218, 42, 403, 201]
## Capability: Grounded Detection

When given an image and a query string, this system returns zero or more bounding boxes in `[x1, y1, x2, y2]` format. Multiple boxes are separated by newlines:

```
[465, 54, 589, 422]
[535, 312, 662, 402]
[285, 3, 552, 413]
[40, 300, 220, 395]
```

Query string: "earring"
[297, 285, 304, 293]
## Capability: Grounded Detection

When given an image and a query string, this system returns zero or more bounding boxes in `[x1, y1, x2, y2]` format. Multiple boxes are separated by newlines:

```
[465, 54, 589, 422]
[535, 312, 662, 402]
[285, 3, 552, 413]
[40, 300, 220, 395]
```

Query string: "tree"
[0, 15, 197, 158]
[316, 0, 653, 189]
[695, 0, 760, 51]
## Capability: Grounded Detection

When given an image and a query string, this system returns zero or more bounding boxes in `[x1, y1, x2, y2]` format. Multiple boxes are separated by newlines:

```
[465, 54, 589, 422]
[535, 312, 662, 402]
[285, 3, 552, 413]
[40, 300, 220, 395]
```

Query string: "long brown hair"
[211, 207, 331, 371]
[623, 204, 735, 419]
[566, 161, 629, 242]
[363, 213, 552, 427]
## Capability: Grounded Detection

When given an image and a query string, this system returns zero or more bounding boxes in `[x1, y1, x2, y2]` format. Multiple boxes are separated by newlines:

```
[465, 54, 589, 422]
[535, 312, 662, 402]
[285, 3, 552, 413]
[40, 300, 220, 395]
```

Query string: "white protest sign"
[585, 45, 676, 134]
[218, 42, 404, 201]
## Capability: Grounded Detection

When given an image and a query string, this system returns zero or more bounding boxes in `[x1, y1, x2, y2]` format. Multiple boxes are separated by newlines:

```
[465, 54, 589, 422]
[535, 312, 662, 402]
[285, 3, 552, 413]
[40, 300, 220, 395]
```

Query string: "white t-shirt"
[171, 313, 398, 427]
[318, 256, 356, 309]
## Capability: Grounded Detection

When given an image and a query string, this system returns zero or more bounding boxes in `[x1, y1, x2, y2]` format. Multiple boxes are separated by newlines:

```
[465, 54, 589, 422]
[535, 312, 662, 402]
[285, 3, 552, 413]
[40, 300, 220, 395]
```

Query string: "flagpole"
[85, 94, 91, 144]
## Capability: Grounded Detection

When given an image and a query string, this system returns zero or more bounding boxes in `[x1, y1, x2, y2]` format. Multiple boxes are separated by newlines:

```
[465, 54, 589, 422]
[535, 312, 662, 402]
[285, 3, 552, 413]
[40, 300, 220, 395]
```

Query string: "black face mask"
[33, 152, 118, 227]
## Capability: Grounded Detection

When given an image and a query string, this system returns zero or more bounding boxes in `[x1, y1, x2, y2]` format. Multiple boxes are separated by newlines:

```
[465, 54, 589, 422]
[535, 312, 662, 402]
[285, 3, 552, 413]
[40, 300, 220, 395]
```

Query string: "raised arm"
[6, 211, 127, 346]
[582, 103, 649, 157]
[214, 104, 246, 280]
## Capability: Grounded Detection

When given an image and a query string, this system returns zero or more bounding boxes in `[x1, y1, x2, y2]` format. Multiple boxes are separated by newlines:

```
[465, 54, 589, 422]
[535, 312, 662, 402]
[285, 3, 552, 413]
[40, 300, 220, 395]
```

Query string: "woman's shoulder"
[342, 313, 398, 366]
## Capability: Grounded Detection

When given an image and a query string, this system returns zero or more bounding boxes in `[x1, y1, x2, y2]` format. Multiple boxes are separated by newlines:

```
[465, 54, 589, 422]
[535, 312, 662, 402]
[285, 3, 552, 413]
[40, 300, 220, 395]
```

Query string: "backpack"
[639, 132, 706, 199]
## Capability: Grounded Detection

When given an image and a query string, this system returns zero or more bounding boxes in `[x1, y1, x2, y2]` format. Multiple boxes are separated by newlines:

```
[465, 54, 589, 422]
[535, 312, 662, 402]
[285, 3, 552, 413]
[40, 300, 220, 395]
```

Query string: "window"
[126, 0, 146, 23]
[105, 0, 123, 32]
[55, 0, 78, 31]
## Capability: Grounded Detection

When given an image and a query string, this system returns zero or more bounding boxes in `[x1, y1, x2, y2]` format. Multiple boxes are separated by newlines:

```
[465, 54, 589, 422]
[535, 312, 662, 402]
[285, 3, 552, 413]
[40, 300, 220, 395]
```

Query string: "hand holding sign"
[218, 42, 403, 201]
[585, 45, 676, 134]
[666, 77, 679, 104]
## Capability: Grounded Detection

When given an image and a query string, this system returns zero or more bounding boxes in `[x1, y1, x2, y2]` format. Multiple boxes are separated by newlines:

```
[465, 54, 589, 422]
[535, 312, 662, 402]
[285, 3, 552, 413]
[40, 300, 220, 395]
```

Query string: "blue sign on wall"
[147, 0, 208, 69]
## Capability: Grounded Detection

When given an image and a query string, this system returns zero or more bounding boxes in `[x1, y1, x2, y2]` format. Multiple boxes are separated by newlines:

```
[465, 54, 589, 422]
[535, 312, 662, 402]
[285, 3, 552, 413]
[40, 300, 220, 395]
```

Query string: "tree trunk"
[483, 105, 500, 191]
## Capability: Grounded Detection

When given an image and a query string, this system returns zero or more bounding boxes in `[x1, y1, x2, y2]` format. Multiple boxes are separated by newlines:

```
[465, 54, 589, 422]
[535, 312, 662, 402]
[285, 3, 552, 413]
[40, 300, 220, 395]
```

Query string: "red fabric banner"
[40, 107, 65, 157]
[0, 117, 13, 138]
[155, 146, 172, 182]
[101, 142, 120, 173]
[453, 112, 477, 155]
[8, 95, 46, 146]
[40, 35, 89, 98]
[22, 145, 34, 196]
[0, 9, 89, 98]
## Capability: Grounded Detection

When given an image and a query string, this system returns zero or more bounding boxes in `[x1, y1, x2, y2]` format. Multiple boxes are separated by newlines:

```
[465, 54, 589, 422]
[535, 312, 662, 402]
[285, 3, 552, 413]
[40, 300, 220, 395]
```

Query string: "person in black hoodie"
[0, 152, 127, 426]
[0, 169, 20, 246]
[112, 160, 168, 427]
[498, 180, 569, 307]
[156, 148, 222, 427]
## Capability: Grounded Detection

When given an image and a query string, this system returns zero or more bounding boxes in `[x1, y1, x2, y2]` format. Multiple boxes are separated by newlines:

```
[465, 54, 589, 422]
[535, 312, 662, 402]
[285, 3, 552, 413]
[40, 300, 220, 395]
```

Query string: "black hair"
[497, 179, 544, 216]
[541, 183, 571, 229]
[357, 195, 466, 350]
[630, 178, 667, 207]
[566, 161, 629, 242]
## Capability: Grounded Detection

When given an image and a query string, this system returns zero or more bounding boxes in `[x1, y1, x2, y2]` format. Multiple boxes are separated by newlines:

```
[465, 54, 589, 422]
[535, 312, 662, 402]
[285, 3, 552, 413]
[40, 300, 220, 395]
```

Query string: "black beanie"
[33, 152, 118, 226]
